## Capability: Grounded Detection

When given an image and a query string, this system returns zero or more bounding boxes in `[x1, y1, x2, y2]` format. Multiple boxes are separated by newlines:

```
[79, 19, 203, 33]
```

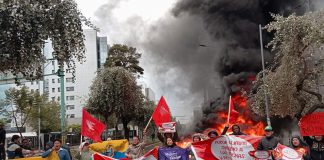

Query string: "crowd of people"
[0, 123, 323, 159]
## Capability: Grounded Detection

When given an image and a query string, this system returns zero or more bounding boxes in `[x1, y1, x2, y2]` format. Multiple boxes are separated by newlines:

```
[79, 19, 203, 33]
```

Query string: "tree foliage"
[104, 44, 144, 76]
[0, 86, 60, 134]
[250, 11, 324, 119]
[87, 67, 145, 139]
[0, 0, 95, 80]
[28, 100, 61, 133]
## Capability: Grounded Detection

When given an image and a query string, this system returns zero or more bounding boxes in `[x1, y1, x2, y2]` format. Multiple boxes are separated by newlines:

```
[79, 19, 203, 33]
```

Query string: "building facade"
[23, 29, 108, 126]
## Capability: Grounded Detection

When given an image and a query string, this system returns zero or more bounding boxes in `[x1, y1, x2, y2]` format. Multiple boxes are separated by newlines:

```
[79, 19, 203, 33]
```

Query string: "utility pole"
[58, 66, 65, 144]
[259, 24, 271, 127]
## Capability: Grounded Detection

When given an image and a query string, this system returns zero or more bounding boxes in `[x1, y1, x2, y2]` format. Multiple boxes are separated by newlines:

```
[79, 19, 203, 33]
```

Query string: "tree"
[28, 100, 61, 133]
[250, 11, 324, 119]
[134, 100, 155, 129]
[67, 124, 81, 133]
[0, 0, 95, 80]
[87, 67, 145, 139]
[104, 44, 144, 76]
[0, 87, 60, 135]
[3, 87, 36, 137]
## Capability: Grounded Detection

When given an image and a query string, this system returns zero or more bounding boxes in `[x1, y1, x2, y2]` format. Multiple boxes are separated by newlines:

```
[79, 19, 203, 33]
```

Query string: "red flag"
[228, 96, 239, 124]
[138, 147, 158, 160]
[299, 112, 324, 136]
[152, 96, 171, 126]
[81, 108, 106, 142]
[191, 135, 262, 160]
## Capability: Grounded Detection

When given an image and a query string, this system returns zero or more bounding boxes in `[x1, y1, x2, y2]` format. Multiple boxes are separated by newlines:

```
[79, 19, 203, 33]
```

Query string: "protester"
[159, 137, 190, 160]
[62, 143, 73, 160]
[165, 137, 177, 148]
[257, 126, 279, 151]
[189, 135, 201, 160]
[192, 134, 201, 143]
[222, 124, 246, 135]
[207, 125, 228, 139]
[290, 136, 310, 160]
[76, 142, 93, 160]
[0, 123, 5, 160]
[304, 135, 324, 160]
[7, 135, 24, 159]
[157, 132, 179, 143]
[102, 144, 114, 157]
[42, 139, 71, 160]
[21, 139, 32, 150]
[125, 130, 147, 159]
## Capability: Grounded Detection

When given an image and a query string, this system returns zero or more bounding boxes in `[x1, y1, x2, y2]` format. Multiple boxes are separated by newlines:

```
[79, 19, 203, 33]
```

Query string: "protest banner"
[191, 135, 262, 160]
[299, 112, 324, 136]
[249, 150, 272, 160]
[273, 143, 303, 160]
[158, 122, 176, 133]
[158, 146, 189, 160]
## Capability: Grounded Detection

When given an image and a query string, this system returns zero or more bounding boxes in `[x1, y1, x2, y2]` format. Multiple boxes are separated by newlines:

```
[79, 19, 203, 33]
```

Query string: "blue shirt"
[42, 147, 71, 160]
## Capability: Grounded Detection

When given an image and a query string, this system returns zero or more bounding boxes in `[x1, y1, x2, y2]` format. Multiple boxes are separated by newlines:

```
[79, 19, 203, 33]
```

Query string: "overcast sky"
[74, 0, 194, 124]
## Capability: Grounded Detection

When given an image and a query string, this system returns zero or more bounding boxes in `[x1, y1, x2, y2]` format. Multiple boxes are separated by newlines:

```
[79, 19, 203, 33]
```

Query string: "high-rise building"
[145, 87, 155, 102]
[23, 29, 108, 125]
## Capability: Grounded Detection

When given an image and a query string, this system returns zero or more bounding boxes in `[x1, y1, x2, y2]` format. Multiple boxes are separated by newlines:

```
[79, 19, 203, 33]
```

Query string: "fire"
[207, 75, 265, 136]
[176, 137, 192, 148]
[175, 74, 265, 147]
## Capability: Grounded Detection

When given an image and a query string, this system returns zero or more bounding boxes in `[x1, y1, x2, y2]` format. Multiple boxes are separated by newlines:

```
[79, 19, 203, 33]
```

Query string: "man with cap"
[257, 126, 280, 151]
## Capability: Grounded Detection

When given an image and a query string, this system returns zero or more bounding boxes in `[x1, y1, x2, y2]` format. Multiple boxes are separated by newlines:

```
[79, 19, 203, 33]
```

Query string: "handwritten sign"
[158, 122, 176, 133]
[299, 112, 324, 136]
[273, 144, 303, 160]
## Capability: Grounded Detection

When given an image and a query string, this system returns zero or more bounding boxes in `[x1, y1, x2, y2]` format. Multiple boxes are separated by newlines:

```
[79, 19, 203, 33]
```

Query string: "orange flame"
[176, 75, 265, 146]
[176, 137, 192, 148]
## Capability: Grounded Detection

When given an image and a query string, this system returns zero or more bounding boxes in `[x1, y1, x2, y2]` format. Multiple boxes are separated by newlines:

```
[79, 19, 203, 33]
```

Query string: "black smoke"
[170, 0, 312, 132]
[93, 0, 319, 133]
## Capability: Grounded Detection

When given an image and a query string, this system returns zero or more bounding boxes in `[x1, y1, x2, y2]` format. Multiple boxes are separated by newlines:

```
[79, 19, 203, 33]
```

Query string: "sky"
[74, 0, 193, 123]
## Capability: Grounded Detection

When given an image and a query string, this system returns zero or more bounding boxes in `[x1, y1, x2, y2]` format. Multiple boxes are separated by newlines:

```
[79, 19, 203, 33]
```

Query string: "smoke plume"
[93, 0, 320, 131]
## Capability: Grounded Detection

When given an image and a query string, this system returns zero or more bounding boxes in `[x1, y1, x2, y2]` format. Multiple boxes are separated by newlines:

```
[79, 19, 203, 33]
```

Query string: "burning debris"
[170, 0, 315, 136]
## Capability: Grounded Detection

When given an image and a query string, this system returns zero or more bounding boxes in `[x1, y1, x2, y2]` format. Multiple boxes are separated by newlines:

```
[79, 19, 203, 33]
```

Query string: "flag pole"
[227, 96, 232, 124]
[144, 116, 153, 131]
[79, 135, 83, 155]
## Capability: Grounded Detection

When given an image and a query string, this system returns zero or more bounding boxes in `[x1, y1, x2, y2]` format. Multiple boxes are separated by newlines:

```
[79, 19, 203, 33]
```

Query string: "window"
[58, 96, 60, 101]
[58, 78, 60, 83]
[66, 78, 73, 83]
[66, 96, 75, 101]
[66, 87, 74, 91]
[52, 88, 55, 93]
[31, 81, 34, 85]
[36, 81, 39, 84]
[58, 87, 60, 92]
[36, 89, 39, 92]
[66, 69, 71, 73]
[52, 79, 55, 83]
[70, 114, 75, 118]
[66, 105, 75, 110]
[51, 97, 55, 101]
[52, 70, 55, 74]
[52, 61, 55, 66]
